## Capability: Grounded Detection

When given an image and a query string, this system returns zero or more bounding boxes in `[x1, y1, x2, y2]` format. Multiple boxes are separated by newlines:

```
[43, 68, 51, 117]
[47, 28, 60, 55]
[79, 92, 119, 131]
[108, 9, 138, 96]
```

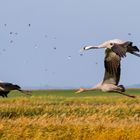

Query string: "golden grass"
[0, 92, 140, 140]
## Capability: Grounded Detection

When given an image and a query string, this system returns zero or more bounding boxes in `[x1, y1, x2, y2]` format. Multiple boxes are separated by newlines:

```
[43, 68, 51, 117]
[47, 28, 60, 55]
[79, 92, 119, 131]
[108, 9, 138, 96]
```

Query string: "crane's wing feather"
[103, 49, 121, 85]
[127, 45, 139, 52]
[111, 41, 131, 57]
[112, 41, 140, 58]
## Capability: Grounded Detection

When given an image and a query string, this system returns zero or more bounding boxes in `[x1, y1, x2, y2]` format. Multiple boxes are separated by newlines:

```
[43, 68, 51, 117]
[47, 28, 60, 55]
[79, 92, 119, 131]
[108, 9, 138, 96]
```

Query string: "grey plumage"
[103, 49, 121, 85]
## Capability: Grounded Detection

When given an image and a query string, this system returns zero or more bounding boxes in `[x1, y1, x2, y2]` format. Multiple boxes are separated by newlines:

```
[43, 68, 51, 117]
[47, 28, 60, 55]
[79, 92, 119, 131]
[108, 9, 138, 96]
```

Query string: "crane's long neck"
[84, 82, 103, 91]
[75, 87, 99, 94]
[84, 87, 98, 92]
[75, 82, 102, 94]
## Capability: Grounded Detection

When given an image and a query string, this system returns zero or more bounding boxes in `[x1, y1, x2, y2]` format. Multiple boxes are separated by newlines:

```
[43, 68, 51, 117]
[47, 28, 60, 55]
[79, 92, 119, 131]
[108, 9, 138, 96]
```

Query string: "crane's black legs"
[0, 91, 9, 98]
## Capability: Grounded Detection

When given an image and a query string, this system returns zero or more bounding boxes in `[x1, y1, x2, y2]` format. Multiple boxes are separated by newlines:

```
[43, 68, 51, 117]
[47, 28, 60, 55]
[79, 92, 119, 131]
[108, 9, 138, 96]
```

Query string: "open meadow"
[0, 89, 140, 140]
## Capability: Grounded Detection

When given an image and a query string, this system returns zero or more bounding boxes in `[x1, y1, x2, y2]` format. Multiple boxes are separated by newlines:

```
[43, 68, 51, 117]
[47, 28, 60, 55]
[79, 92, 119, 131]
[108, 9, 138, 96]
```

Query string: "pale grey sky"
[0, 0, 140, 88]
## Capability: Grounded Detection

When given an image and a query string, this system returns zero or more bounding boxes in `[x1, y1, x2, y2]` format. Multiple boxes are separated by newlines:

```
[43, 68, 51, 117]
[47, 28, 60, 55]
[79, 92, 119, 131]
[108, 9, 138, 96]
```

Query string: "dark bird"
[76, 39, 140, 98]
[0, 81, 31, 97]
[10, 40, 13, 43]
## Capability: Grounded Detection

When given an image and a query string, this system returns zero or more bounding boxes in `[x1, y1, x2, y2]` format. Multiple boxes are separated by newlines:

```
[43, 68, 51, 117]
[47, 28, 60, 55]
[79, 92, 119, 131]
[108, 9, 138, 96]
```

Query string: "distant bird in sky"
[95, 62, 98, 65]
[10, 40, 13, 43]
[34, 44, 38, 49]
[44, 34, 48, 38]
[76, 39, 140, 98]
[0, 81, 31, 97]
[68, 56, 72, 60]
[2, 49, 6, 52]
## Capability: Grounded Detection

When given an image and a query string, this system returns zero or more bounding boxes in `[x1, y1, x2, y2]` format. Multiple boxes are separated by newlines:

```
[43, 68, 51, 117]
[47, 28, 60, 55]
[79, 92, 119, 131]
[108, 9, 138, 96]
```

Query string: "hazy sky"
[0, 0, 140, 88]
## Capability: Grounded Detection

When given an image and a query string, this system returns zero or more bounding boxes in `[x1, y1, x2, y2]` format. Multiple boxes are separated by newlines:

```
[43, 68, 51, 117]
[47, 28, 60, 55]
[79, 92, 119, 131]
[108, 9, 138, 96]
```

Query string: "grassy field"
[0, 89, 140, 140]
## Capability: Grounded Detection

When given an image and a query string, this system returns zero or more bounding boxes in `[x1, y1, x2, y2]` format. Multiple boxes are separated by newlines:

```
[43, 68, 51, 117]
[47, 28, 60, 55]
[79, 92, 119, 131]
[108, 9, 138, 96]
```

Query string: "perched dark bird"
[76, 39, 140, 98]
[0, 82, 31, 97]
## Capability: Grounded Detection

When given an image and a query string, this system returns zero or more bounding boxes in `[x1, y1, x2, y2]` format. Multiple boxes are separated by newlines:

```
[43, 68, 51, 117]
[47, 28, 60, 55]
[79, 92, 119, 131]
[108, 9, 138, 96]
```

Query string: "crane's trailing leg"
[111, 90, 135, 98]
[109, 85, 135, 98]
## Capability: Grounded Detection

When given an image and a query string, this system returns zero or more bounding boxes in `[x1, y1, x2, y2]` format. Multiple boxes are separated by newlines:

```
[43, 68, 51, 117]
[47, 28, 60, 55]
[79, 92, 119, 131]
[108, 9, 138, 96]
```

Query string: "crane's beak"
[80, 46, 98, 52]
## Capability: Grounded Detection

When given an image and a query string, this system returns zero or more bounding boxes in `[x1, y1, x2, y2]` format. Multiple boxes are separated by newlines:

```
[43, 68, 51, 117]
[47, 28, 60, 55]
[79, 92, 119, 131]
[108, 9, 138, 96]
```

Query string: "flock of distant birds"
[0, 24, 32, 97]
[76, 39, 140, 98]
[0, 23, 139, 98]
[0, 23, 78, 98]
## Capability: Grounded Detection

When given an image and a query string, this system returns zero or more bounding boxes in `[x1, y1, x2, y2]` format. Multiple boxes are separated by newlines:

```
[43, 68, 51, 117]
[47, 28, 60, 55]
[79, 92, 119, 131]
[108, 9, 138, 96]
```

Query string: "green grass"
[9, 88, 140, 97]
[0, 89, 140, 140]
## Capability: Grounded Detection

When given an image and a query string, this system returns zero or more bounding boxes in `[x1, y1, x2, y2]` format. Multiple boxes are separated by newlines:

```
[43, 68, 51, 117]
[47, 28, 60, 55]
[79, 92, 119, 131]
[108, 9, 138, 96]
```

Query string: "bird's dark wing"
[111, 41, 140, 57]
[0, 83, 10, 90]
[111, 41, 132, 57]
[104, 49, 121, 74]
[127, 45, 139, 52]
[0, 82, 31, 96]
[112, 41, 140, 58]
[103, 49, 121, 85]
[0, 82, 13, 87]
[0, 82, 21, 91]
